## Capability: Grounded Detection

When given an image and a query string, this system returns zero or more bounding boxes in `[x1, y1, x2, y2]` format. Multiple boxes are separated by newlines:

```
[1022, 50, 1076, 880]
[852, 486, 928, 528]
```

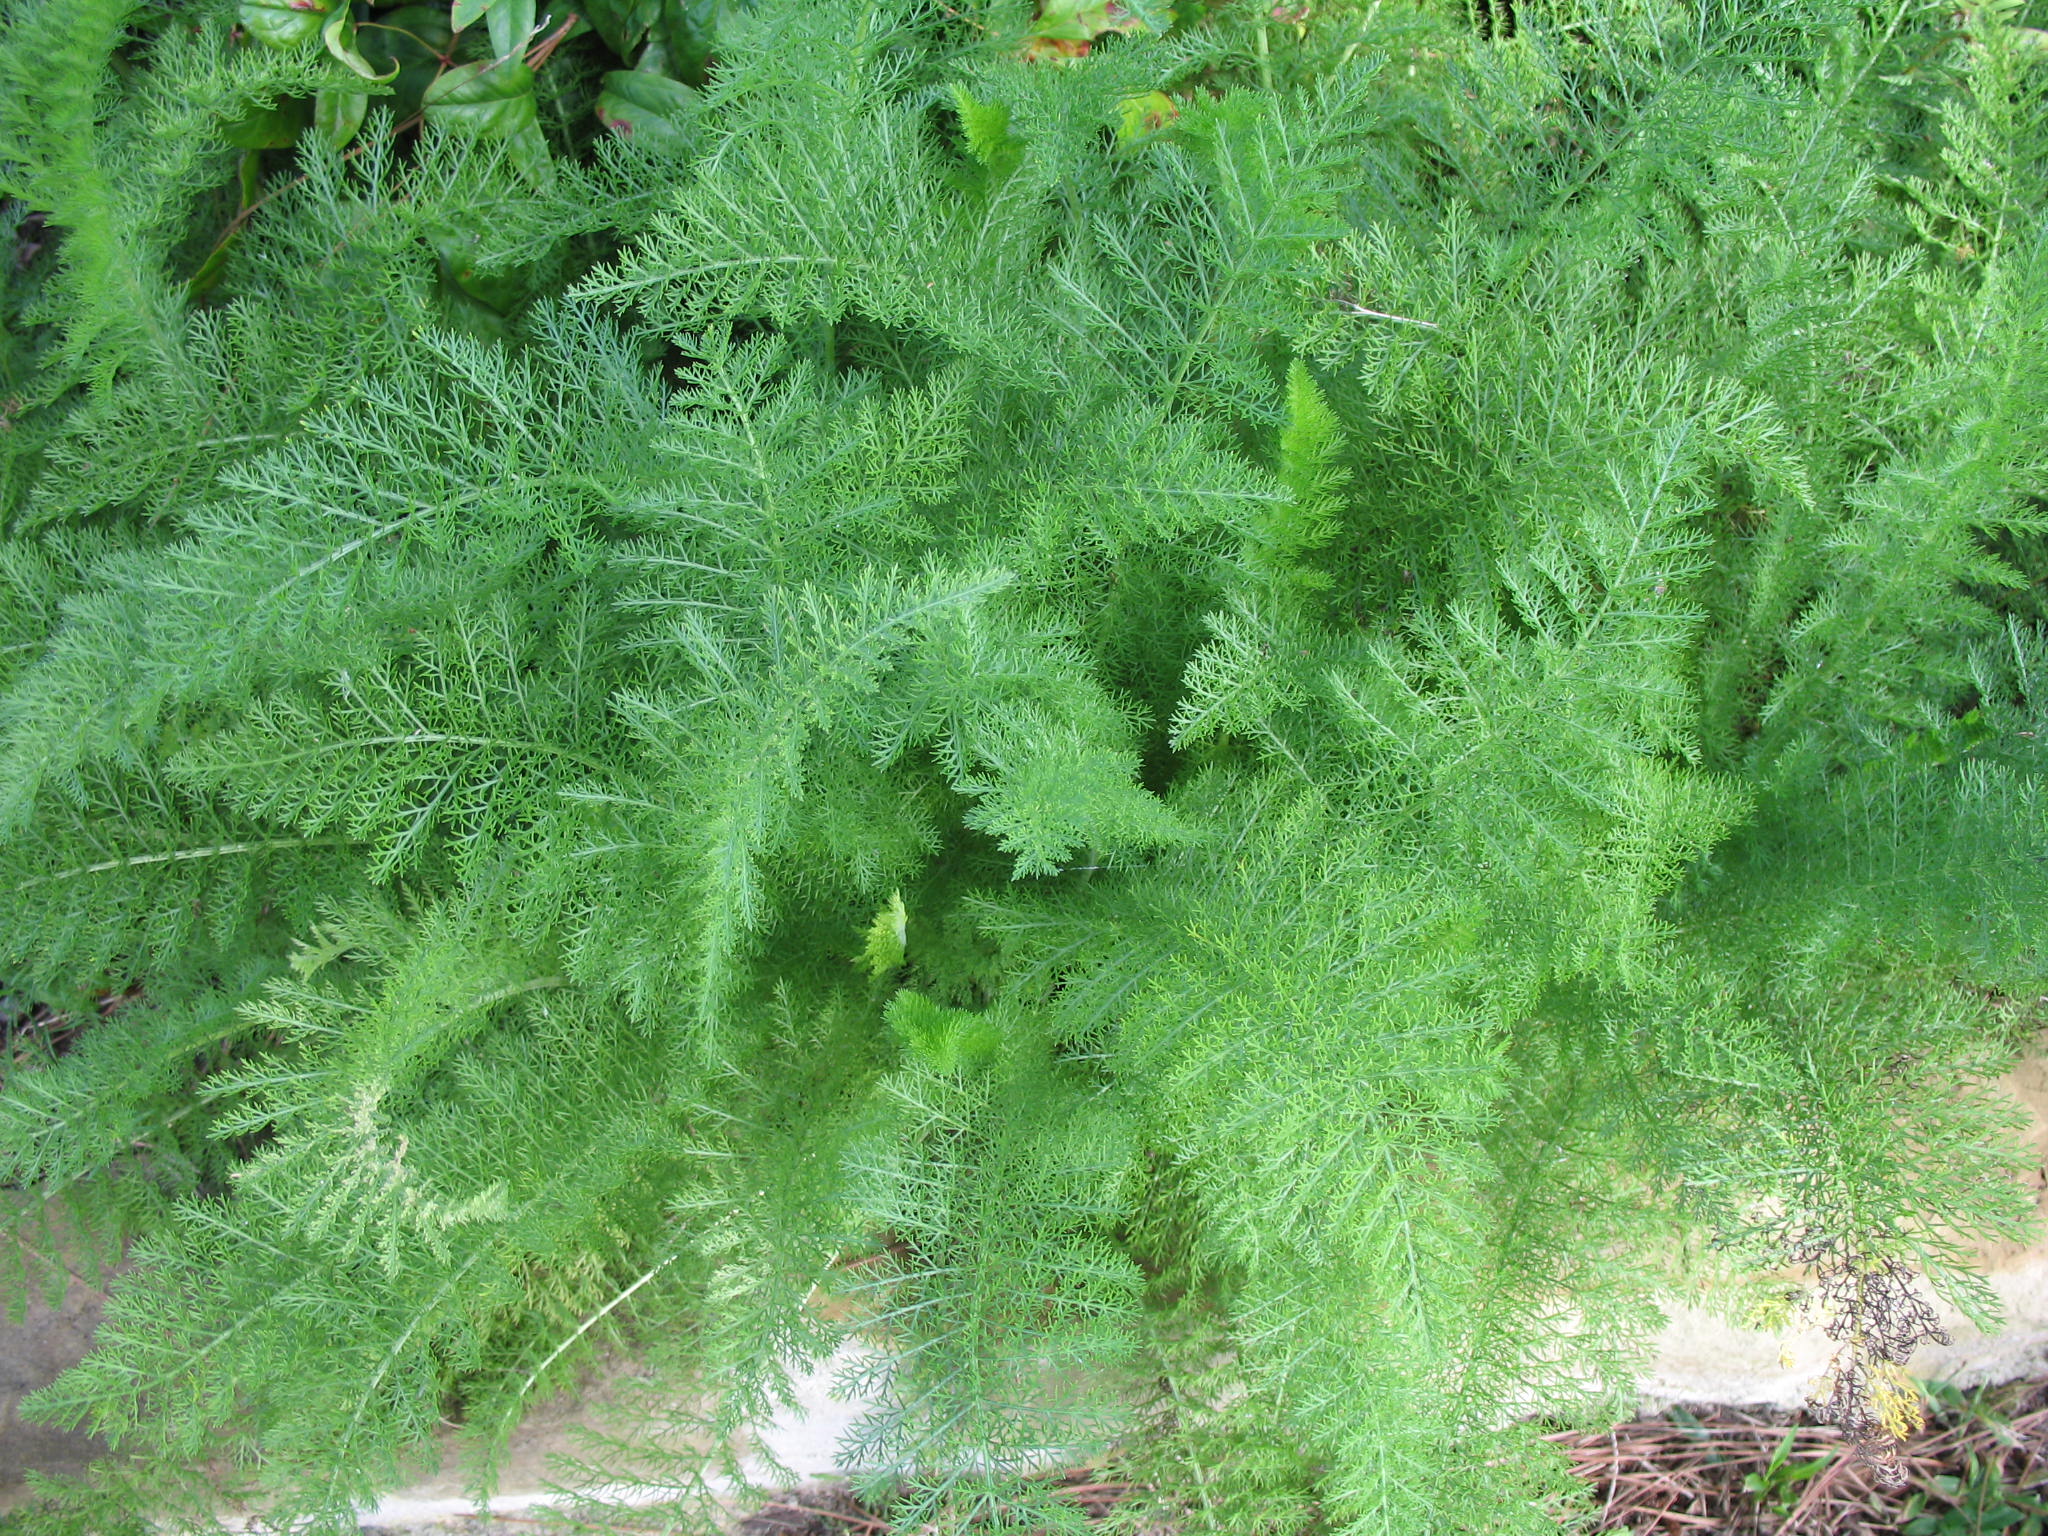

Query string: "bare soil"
[0, 1272, 108, 1511]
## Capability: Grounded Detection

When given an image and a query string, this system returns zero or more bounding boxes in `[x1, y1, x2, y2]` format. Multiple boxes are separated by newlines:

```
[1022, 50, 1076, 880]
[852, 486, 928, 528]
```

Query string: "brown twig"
[525, 12, 579, 71]
[751, 1501, 893, 1533]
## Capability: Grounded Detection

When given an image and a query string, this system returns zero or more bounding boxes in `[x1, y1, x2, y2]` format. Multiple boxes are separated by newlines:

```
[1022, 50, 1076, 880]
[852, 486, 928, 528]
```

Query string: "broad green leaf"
[354, 5, 453, 119]
[311, 88, 369, 151]
[183, 176, 250, 301]
[185, 153, 264, 301]
[422, 58, 552, 187]
[1020, 0, 1154, 59]
[595, 68, 698, 150]
[1114, 89, 1178, 144]
[579, 0, 663, 55]
[236, 147, 263, 207]
[659, 0, 748, 87]
[220, 98, 308, 149]
[1031, 0, 1146, 41]
[451, 0, 493, 28]
[239, 0, 332, 50]
[423, 56, 537, 124]
[434, 277, 518, 343]
[322, 8, 400, 82]
[487, 0, 537, 61]
[428, 222, 528, 313]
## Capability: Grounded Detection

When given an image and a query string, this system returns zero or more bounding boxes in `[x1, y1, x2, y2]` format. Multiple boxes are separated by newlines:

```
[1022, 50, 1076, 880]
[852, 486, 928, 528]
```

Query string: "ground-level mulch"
[733, 1472, 1139, 1534]
[1546, 1375, 2048, 1533]
[727, 1376, 2048, 1535]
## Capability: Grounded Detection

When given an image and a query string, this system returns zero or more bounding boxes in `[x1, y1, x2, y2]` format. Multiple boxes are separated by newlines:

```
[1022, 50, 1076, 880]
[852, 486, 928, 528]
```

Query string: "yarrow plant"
[0, 0, 2045, 1531]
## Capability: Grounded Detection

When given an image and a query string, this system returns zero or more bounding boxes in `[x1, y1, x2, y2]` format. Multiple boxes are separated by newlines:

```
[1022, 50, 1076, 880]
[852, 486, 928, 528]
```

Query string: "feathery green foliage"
[1, 0, 2045, 1530]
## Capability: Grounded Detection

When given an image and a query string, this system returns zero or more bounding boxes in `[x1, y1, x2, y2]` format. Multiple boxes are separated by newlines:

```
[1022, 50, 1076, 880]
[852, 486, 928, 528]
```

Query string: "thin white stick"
[1334, 299, 1441, 330]
[516, 1252, 679, 1401]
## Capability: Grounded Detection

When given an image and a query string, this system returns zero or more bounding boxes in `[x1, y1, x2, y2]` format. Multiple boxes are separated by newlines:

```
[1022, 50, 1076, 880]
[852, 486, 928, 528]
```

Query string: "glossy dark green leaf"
[239, 0, 332, 50]
[427, 223, 529, 315]
[183, 239, 236, 302]
[658, 0, 749, 88]
[236, 145, 264, 207]
[322, 8, 400, 82]
[595, 68, 697, 151]
[186, 153, 263, 302]
[359, 4, 455, 59]
[353, 5, 453, 119]
[421, 56, 537, 135]
[311, 88, 369, 150]
[579, 0, 662, 56]
[434, 278, 517, 342]
[486, 0, 537, 61]
[422, 58, 552, 187]
[220, 96, 309, 149]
